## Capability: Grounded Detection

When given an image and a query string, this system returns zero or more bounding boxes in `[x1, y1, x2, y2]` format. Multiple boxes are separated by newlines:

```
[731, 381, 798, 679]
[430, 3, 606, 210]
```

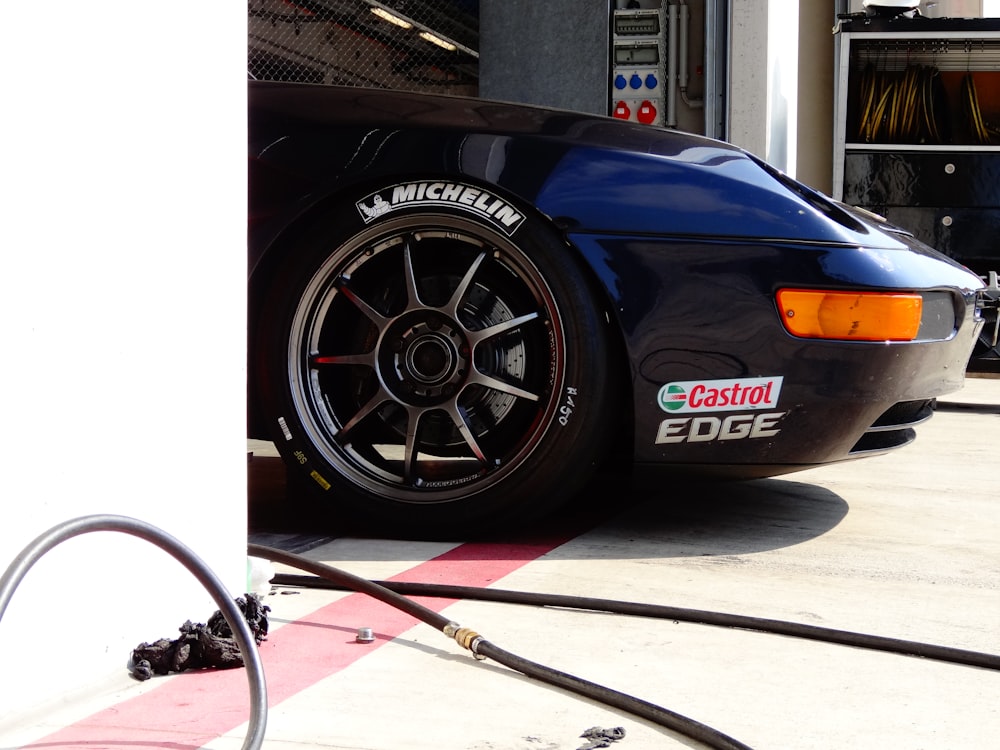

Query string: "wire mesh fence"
[248, 0, 479, 95]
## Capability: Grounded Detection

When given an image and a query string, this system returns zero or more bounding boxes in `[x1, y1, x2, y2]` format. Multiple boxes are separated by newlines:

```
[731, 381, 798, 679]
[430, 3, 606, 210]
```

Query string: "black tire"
[254, 181, 619, 538]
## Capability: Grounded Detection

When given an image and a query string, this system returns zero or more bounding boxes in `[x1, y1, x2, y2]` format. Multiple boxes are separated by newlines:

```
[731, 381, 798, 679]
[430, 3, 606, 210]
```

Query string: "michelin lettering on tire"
[356, 182, 526, 236]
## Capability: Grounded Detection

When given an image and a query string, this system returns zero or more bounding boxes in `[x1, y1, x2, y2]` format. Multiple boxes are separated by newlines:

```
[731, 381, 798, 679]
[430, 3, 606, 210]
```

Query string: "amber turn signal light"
[776, 289, 922, 341]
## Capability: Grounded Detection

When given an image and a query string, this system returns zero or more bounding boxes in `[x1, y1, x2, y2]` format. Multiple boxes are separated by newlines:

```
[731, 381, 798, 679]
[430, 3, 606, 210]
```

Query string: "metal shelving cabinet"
[834, 17, 1000, 270]
[833, 16, 1000, 369]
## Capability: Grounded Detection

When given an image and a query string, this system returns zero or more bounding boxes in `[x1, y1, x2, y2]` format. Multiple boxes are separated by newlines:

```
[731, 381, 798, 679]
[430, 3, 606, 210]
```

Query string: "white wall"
[0, 1, 246, 724]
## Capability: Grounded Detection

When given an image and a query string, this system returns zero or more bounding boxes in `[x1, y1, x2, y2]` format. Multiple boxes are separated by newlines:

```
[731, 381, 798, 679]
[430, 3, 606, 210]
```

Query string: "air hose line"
[0, 515, 268, 750]
[6, 522, 990, 750]
[255, 545, 1000, 749]
[249, 543, 754, 750]
[268, 573, 1000, 673]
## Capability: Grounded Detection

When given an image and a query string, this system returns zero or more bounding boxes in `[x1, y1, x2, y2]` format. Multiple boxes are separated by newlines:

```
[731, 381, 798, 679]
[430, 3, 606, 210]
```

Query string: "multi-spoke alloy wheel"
[255, 188, 617, 537]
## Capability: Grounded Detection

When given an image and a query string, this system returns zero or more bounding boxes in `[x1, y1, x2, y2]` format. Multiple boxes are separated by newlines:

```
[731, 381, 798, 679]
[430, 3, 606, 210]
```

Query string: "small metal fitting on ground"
[356, 627, 375, 643]
[452, 626, 486, 660]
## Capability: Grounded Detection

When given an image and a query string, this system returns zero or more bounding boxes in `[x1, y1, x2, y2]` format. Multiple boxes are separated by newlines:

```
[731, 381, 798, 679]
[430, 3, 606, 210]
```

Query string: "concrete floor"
[2, 376, 998, 750]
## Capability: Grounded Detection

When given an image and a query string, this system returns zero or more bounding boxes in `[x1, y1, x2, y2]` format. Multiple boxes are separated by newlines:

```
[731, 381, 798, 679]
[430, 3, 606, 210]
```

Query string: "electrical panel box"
[607, 0, 718, 136]
[611, 6, 667, 126]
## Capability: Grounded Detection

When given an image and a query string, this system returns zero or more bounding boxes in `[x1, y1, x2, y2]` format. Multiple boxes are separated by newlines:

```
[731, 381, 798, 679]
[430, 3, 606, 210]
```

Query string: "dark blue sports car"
[248, 81, 985, 537]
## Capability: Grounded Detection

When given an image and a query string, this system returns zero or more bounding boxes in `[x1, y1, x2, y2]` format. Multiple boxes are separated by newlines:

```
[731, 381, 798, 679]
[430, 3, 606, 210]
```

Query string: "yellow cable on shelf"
[899, 65, 920, 141]
[858, 63, 878, 142]
[921, 66, 940, 143]
[870, 80, 893, 142]
[962, 74, 991, 144]
[858, 64, 944, 145]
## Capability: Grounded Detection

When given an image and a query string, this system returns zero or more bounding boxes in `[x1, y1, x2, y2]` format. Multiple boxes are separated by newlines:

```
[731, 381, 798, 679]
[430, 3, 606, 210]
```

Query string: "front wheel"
[254, 183, 620, 538]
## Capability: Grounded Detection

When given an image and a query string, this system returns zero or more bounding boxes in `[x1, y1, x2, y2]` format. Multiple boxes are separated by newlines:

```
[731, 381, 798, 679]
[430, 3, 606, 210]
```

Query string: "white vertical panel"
[0, 1, 247, 722]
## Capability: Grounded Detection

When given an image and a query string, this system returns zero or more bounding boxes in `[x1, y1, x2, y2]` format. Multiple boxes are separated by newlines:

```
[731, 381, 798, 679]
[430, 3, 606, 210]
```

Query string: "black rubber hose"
[271, 573, 1000, 673]
[248, 544, 452, 631]
[474, 638, 751, 750]
[1, 515, 268, 750]
[249, 543, 754, 750]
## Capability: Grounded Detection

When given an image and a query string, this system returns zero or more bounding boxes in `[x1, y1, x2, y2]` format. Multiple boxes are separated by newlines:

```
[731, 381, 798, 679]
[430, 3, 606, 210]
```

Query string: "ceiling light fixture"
[419, 30, 457, 51]
[370, 6, 412, 29]
[362, 0, 475, 57]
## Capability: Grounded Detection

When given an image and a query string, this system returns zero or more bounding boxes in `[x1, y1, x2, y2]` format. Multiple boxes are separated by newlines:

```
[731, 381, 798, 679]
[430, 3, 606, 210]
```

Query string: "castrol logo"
[657, 376, 783, 413]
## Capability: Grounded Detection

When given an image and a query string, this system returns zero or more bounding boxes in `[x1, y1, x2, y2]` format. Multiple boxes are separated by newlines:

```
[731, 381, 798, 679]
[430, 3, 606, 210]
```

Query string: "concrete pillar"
[728, 1, 800, 176]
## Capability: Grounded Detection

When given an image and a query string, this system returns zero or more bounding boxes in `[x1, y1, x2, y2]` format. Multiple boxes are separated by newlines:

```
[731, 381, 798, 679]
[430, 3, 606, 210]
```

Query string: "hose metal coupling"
[444, 622, 485, 660]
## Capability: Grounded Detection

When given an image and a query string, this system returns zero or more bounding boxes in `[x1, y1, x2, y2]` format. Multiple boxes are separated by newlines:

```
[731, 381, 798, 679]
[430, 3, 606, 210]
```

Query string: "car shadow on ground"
[248, 455, 848, 560]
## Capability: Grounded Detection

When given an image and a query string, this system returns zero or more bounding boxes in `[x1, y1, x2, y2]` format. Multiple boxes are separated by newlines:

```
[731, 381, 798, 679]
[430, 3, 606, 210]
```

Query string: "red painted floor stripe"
[16, 536, 572, 749]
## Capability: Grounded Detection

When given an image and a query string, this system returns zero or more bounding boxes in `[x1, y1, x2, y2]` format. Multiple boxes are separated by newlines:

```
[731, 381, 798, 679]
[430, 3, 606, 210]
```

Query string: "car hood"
[248, 82, 978, 273]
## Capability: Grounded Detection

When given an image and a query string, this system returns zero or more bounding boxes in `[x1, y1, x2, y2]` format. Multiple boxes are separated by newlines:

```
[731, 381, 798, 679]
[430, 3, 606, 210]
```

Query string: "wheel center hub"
[383, 314, 469, 403]
[406, 334, 455, 384]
